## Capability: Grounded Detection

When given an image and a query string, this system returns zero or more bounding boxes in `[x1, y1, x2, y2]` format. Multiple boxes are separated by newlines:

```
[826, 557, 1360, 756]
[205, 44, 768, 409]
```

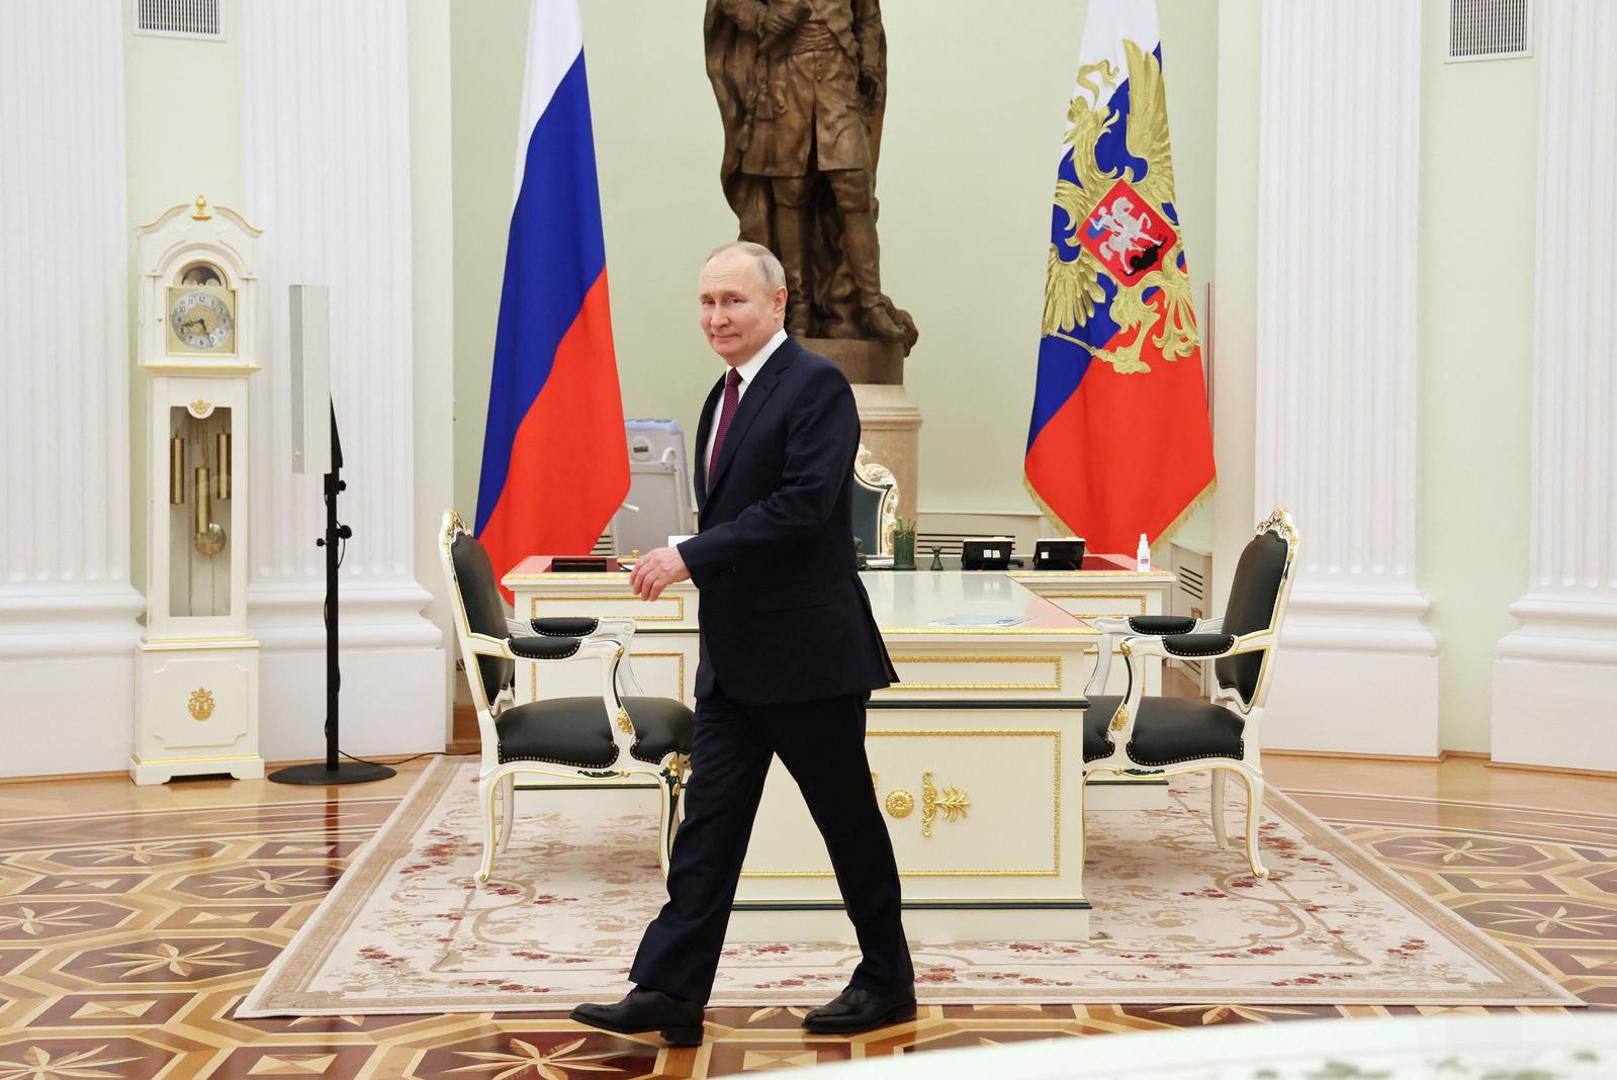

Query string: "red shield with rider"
[1078, 178, 1179, 286]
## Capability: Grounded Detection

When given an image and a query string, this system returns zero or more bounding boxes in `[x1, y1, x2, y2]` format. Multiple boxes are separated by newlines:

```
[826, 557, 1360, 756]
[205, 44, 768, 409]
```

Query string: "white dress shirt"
[703, 327, 787, 474]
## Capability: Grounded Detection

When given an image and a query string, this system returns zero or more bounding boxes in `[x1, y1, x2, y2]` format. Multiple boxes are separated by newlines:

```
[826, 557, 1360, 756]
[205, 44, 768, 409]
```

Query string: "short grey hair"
[706, 240, 786, 292]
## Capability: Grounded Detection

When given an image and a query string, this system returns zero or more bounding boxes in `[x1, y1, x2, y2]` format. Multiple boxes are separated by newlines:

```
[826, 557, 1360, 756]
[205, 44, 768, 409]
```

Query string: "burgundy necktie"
[707, 367, 743, 481]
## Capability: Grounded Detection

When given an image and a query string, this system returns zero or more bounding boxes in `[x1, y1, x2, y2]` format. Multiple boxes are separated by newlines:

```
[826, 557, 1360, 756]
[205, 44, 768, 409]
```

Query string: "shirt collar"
[730, 327, 787, 389]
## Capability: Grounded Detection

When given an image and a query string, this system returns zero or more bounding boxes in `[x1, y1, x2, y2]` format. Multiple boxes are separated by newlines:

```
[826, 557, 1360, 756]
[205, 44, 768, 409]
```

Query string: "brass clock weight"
[170, 418, 230, 556]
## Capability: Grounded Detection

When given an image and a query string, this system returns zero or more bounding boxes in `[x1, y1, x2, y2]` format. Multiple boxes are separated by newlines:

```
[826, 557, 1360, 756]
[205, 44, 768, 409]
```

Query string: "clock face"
[167, 287, 235, 353]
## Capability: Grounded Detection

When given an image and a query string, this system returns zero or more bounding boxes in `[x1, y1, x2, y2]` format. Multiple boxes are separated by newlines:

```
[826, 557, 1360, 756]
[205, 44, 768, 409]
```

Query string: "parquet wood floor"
[0, 754, 1609, 1078]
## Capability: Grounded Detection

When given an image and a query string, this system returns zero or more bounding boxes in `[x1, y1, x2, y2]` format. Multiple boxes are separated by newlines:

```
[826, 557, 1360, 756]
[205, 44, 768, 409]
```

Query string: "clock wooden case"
[132, 197, 265, 784]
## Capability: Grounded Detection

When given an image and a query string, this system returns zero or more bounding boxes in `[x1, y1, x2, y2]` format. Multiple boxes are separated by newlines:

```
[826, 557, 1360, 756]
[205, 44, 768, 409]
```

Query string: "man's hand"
[629, 546, 691, 601]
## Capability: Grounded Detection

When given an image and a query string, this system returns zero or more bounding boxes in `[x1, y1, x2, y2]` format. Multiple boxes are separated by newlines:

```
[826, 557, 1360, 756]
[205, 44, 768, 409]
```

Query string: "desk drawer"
[886, 654, 1064, 696]
[740, 726, 1065, 883]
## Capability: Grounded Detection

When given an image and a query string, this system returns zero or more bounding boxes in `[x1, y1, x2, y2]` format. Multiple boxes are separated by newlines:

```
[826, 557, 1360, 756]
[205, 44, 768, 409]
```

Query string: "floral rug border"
[238, 758, 1576, 1016]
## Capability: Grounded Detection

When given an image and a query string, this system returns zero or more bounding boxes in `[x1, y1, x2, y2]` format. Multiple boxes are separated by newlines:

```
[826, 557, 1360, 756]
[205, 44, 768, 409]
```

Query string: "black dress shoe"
[802, 985, 917, 1034]
[570, 987, 705, 1046]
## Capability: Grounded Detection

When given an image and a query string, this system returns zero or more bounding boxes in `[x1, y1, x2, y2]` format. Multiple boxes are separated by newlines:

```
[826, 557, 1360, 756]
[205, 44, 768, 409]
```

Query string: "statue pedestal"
[806, 338, 921, 520]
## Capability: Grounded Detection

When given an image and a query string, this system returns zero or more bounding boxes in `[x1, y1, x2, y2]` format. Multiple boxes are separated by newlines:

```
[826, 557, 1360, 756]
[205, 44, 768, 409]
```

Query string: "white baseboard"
[0, 587, 143, 777]
[250, 577, 447, 761]
[1492, 594, 1617, 771]
[259, 645, 446, 762]
[1259, 586, 1441, 756]
[0, 653, 136, 777]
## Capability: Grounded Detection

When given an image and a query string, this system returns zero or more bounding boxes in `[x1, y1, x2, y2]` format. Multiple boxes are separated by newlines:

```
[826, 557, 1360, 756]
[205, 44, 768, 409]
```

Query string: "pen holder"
[892, 519, 917, 571]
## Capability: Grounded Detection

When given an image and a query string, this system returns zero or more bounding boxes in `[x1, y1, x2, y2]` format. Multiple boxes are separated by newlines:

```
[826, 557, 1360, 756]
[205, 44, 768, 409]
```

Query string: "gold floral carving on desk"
[884, 790, 915, 819]
[921, 771, 970, 838]
[187, 688, 215, 721]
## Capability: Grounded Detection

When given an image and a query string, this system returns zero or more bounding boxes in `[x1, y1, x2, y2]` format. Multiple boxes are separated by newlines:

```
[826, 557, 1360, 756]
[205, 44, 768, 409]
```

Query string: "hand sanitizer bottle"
[1136, 532, 1151, 572]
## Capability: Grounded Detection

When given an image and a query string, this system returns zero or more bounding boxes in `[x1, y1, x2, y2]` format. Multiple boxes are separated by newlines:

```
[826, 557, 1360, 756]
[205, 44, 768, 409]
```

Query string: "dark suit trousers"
[629, 688, 913, 1004]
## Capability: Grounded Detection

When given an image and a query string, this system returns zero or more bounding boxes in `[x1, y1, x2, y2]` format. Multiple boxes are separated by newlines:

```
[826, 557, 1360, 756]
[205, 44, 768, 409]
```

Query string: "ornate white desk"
[503, 555, 1174, 707]
[503, 559, 1172, 942]
[731, 571, 1093, 941]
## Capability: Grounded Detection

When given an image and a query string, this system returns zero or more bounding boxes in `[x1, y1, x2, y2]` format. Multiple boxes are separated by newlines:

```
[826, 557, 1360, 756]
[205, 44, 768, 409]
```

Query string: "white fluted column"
[1492, 1, 1617, 770]
[0, 1, 143, 777]
[242, 0, 443, 760]
[1251, 0, 1439, 755]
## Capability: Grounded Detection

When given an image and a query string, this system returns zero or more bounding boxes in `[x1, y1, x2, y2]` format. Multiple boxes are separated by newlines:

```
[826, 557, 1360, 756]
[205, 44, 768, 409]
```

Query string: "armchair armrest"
[1161, 633, 1236, 658]
[1085, 614, 1220, 694]
[527, 616, 601, 637]
[1120, 630, 1275, 661]
[509, 635, 586, 660]
[466, 632, 622, 664]
[1127, 615, 1198, 635]
[505, 615, 634, 642]
[498, 615, 644, 698]
[1097, 631, 1272, 753]
[467, 630, 638, 758]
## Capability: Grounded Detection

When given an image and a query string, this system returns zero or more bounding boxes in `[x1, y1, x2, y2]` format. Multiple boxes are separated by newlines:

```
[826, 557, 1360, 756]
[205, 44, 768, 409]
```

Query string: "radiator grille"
[134, 0, 223, 39]
[1448, 0, 1531, 60]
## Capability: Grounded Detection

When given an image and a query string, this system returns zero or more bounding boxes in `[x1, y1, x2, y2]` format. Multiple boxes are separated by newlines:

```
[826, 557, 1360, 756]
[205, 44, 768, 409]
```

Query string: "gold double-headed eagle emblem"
[1042, 41, 1201, 376]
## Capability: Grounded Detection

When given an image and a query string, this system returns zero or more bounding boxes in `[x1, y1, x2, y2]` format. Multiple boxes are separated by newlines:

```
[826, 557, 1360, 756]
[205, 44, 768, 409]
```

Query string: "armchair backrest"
[1214, 508, 1299, 706]
[438, 510, 512, 713]
[852, 444, 900, 557]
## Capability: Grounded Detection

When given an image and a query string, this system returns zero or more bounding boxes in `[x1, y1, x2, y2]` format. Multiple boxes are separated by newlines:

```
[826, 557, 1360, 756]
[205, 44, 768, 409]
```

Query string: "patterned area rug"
[238, 758, 1574, 1016]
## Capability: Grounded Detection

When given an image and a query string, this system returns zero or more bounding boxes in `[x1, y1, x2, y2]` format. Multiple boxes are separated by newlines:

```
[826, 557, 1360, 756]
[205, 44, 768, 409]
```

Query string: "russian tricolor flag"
[476, 0, 628, 595]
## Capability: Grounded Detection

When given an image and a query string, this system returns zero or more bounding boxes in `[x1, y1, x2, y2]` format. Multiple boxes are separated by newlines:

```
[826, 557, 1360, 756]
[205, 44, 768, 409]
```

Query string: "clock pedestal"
[132, 198, 266, 784]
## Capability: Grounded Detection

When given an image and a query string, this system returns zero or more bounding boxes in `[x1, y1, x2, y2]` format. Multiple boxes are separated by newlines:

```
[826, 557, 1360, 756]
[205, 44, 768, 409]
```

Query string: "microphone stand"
[269, 405, 395, 785]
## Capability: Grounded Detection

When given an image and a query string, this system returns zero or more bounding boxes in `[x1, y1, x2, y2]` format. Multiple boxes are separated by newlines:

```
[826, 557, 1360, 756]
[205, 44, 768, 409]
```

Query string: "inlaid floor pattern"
[0, 757, 1609, 1078]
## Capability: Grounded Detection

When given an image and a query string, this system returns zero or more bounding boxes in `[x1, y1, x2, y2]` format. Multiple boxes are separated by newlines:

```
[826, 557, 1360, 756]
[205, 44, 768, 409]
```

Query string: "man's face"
[699, 252, 786, 365]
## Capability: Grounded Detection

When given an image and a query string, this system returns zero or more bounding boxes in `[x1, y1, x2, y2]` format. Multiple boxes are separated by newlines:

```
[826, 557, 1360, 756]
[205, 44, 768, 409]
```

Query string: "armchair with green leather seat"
[1080, 508, 1299, 878]
[439, 511, 693, 885]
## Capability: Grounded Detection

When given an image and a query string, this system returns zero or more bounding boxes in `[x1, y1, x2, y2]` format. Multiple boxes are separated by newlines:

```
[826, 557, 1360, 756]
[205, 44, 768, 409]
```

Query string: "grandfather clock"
[131, 197, 265, 784]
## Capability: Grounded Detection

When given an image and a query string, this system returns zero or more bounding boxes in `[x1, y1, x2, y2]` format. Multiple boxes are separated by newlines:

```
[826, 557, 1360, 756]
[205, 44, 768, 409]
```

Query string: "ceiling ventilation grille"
[1447, 0, 1531, 61]
[134, 0, 224, 40]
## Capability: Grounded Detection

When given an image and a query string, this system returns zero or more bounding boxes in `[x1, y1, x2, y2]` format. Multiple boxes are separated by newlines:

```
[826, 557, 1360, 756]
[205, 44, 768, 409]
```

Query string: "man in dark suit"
[571, 242, 913, 1046]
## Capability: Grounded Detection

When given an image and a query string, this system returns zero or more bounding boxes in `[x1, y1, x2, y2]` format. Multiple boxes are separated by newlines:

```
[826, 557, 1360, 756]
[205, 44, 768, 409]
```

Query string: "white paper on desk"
[927, 613, 1032, 628]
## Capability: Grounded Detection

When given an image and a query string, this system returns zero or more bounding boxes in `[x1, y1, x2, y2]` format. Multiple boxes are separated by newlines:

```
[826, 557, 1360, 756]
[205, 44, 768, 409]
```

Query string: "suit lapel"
[706, 338, 798, 497]
[693, 373, 726, 507]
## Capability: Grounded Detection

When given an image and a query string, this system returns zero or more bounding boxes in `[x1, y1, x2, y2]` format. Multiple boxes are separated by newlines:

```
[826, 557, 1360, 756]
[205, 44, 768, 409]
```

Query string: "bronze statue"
[705, 0, 917, 353]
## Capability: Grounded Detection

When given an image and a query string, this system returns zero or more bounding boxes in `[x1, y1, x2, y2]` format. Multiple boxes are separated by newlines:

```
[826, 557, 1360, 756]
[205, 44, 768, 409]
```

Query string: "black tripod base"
[267, 760, 397, 786]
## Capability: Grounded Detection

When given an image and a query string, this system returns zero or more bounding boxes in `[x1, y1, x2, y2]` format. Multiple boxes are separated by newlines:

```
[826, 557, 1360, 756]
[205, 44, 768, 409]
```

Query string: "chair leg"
[1210, 769, 1229, 849]
[673, 755, 690, 829]
[475, 774, 498, 885]
[497, 773, 516, 853]
[654, 774, 676, 880]
[1076, 771, 1092, 870]
[1235, 769, 1269, 879]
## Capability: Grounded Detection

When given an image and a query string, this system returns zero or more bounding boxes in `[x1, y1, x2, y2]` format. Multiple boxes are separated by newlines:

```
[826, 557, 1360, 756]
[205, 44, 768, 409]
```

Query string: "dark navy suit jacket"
[678, 336, 897, 705]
